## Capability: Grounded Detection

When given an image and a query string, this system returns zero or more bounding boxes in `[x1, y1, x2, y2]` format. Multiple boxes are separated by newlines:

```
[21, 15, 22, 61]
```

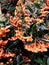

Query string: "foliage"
[0, 0, 49, 65]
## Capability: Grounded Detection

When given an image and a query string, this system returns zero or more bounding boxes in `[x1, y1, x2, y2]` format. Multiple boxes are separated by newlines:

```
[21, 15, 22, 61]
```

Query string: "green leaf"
[34, 58, 42, 64]
[35, 57, 47, 65]
[42, 58, 47, 65]
[36, 10, 41, 17]
[34, 2, 40, 9]
[29, 23, 37, 38]
[47, 57, 49, 65]
[0, 19, 9, 26]
[27, 6, 33, 13]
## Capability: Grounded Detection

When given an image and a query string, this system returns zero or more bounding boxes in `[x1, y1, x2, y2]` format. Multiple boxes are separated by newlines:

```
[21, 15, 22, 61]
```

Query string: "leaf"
[1, 2, 15, 15]
[38, 25, 47, 30]
[35, 10, 41, 17]
[39, 36, 49, 42]
[47, 57, 49, 65]
[27, 6, 33, 13]
[16, 55, 24, 65]
[8, 40, 18, 48]
[34, 2, 40, 9]
[0, 19, 10, 26]
[34, 58, 42, 64]
[0, 4, 2, 14]
[35, 57, 46, 65]
[42, 58, 47, 65]
[29, 23, 37, 38]
[34, 0, 44, 8]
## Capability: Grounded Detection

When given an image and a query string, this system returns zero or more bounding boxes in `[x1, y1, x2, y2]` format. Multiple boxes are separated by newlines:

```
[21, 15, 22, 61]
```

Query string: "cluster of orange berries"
[0, 27, 10, 37]
[40, 6, 49, 19]
[0, 27, 15, 64]
[0, 48, 15, 65]
[44, 35, 49, 40]
[0, 40, 8, 48]
[10, 0, 49, 29]
[0, 48, 15, 59]
[8, 29, 33, 43]
[24, 41, 49, 53]
[0, 0, 49, 64]
[0, 58, 13, 65]
[9, 0, 49, 53]
[10, 16, 22, 28]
